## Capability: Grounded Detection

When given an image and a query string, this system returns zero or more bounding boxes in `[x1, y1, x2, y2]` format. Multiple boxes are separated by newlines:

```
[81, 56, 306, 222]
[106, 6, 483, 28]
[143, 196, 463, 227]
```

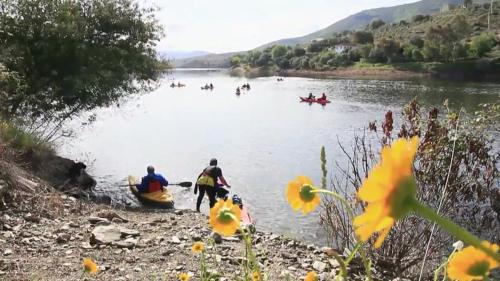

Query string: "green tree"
[411, 49, 424, 61]
[0, 0, 165, 126]
[469, 33, 495, 57]
[409, 36, 424, 48]
[293, 46, 306, 57]
[230, 56, 242, 67]
[271, 45, 288, 60]
[351, 31, 374, 45]
[370, 19, 386, 30]
[256, 53, 272, 67]
[451, 43, 467, 61]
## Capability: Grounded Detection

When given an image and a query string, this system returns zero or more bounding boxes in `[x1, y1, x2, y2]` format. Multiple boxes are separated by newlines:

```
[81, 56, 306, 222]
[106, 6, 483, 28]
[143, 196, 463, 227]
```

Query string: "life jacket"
[196, 166, 216, 187]
[147, 179, 162, 193]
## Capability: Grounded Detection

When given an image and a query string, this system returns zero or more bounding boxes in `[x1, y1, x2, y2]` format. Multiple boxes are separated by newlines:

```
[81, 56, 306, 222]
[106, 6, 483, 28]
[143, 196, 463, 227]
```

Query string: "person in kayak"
[318, 93, 327, 101]
[209, 83, 214, 89]
[195, 158, 231, 212]
[236, 87, 241, 95]
[307, 93, 315, 100]
[136, 166, 169, 193]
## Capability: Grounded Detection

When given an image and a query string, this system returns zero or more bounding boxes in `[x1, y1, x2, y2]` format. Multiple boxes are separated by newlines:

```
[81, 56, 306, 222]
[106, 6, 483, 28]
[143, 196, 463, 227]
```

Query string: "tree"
[351, 31, 374, 45]
[271, 45, 288, 60]
[449, 15, 471, 40]
[230, 56, 242, 67]
[409, 36, 425, 48]
[256, 53, 272, 67]
[370, 19, 386, 30]
[412, 49, 424, 61]
[293, 46, 306, 57]
[469, 33, 495, 57]
[0, 0, 166, 128]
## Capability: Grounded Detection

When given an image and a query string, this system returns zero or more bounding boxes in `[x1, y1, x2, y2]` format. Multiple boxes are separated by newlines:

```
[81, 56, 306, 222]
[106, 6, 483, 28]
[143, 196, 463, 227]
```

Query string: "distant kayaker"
[318, 93, 327, 101]
[307, 93, 315, 100]
[136, 166, 169, 193]
[170, 82, 175, 87]
[209, 83, 214, 89]
[236, 87, 241, 95]
[195, 158, 231, 212]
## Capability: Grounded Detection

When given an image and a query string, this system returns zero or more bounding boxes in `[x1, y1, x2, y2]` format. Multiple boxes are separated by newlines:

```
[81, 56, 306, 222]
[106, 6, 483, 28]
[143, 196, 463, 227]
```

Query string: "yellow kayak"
[128, 176, 174, 209]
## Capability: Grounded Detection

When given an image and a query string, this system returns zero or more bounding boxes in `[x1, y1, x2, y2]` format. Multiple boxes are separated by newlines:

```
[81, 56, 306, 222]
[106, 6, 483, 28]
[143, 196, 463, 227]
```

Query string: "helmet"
[147, 166, 155, 174]
[209, 158, 218, 166]
[232, 194, 243, 207]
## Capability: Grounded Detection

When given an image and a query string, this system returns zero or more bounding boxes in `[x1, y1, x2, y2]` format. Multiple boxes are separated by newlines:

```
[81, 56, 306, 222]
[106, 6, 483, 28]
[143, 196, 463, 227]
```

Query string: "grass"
[0, 120, 50, 152]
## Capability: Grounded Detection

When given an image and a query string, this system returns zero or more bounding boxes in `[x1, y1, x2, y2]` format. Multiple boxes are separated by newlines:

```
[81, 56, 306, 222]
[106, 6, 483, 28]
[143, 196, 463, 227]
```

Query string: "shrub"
[351, 31, 374, 45]
[469, 33, 496, 57]
[412, 49, 424, 61]
[320, 100, 499, 279]
[370, 19, 386, 30]
[410, 36, 425, 48]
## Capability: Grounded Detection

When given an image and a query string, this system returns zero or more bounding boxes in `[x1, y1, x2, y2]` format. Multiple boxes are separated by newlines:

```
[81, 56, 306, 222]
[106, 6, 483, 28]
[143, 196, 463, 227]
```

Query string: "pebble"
[3, 249, 12, 256]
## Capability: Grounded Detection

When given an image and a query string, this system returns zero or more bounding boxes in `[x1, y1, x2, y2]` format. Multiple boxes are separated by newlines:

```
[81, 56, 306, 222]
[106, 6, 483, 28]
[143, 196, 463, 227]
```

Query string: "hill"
[258, 0, 492, 48]
[161, 50, 212, 60]
[175, 0, 492, 68]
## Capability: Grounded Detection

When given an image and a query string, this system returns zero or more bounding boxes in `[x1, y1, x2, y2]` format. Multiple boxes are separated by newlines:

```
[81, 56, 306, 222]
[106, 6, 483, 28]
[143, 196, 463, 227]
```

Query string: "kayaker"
[307, 93, 315, 100]
[136, 166, 169, 193]
[318, 93, 327, 101]
[195, 158, 231, 212]
[209, 83, 214, 89]
[236, 87, 241, 95]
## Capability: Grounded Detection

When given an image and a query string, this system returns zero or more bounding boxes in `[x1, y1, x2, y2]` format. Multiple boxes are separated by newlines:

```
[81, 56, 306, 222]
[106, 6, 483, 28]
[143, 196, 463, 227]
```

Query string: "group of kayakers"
[132, 158, 232, 212]
[236, 83, 251, 95]
[277, 77, 284, 82]
[170, 82, 186, 88]
[201, 83, 214, 90]
[307, 92, 327, 101]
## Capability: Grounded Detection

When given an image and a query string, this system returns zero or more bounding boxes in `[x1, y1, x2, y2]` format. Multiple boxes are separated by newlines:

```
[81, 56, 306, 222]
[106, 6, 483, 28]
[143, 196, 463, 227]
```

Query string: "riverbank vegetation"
[0, 0, 168, 142]
[231, 3, 500, 78]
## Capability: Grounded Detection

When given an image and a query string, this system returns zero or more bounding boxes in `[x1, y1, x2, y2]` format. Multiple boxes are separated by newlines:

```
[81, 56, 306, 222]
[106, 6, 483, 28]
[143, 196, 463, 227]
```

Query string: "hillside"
[259, 0, 471, 48]
[175, 0, 492, 68]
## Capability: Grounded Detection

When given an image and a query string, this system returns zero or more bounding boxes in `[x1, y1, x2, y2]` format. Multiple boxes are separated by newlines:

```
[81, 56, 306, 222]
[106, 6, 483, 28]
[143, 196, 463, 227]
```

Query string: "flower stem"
[412, 200, 500, 262]
[312, 189, 354, 219]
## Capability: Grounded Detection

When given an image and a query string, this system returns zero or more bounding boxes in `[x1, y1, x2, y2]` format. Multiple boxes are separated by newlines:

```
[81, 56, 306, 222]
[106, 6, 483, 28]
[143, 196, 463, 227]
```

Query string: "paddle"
[120, 181, 192, 188]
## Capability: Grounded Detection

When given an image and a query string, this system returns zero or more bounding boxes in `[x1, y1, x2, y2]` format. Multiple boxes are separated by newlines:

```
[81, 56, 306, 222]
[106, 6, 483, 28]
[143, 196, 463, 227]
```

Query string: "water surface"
[59, 69, 499, 244]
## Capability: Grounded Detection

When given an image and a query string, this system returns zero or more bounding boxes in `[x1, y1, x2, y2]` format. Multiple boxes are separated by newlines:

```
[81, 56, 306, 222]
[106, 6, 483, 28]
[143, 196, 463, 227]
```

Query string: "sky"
[148, 0, 419, 54]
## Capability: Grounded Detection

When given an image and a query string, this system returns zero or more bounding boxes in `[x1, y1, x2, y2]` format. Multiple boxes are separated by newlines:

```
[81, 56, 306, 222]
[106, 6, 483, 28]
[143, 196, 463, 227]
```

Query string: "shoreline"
[227, 63, 500, 81]
[0, 148, 374, 280]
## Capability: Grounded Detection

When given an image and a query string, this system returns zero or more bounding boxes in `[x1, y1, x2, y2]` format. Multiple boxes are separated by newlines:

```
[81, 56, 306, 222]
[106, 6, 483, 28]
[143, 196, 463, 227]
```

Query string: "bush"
[410, 36, 425, 48]
[320, 100, 499, 278]
[469, 33, 496, 57]
[412, 49, 424, 61]
[293, 46, 306, 57]
[351, 31, 374, 45]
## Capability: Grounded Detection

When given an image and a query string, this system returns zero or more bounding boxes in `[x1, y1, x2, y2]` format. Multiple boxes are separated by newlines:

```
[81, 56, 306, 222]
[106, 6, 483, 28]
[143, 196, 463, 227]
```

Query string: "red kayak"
[300, 97, 331, 105]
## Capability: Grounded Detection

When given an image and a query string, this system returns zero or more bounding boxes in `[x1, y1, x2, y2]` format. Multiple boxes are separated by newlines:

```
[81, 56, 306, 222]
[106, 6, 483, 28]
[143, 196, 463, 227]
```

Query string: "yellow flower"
[304, 271, 318, 281]
[353, 137, 419, 248]
[447, 241, 499, 281]
[191, 241, 204, 253]
[286, 176, 320, 214]
[82, 258, 98, 274]
[252, 270, 261, 281]
[178, 272, 190, 281]
[209, 199, 241, 236]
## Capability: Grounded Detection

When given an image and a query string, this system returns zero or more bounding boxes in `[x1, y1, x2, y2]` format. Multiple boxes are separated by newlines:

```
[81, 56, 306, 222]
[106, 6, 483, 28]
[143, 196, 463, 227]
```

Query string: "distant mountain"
[173, 52, 239, 68]
[161, 50, 212, 60]
[258, 0, 472, 48]
[175, 0, 491, 68]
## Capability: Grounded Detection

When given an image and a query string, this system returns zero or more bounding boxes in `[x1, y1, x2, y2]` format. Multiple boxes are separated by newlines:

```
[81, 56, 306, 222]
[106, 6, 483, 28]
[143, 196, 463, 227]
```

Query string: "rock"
[88, 217, 109, 225]
[23, 214, 40, 223]
[56, 233, 71, 244]
[174, 210, 184, 216]
[3, 249, 12, 256]
[328, 259, 340, 268]
[213, 233, 222, 244]
[90, 225, 139, 245]
[171, 236, 181, 244]
[313, 261, 327, 272]
[96, 211, 128, 222]
[115, 237, 138, 249]
[2, 232, 14, 239]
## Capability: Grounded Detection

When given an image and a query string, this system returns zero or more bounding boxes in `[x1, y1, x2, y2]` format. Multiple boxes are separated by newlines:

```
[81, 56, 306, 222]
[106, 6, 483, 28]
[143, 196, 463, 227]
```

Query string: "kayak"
[128, 176, 174, 209]
[300, 97, 331, 105]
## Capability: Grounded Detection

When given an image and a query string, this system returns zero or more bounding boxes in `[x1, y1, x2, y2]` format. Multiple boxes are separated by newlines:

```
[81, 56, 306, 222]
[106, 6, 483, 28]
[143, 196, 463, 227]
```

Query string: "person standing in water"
[194, 158, 231, 212]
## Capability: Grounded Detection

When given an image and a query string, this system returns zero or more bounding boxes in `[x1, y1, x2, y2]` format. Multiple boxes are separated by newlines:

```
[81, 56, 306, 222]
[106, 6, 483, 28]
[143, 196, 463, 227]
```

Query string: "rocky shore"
[0, 148, 396, 281]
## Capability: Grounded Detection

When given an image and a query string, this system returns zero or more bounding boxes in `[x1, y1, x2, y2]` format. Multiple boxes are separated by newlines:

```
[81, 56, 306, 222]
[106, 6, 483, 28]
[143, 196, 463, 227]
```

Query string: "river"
[58, 69, 499, 245]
